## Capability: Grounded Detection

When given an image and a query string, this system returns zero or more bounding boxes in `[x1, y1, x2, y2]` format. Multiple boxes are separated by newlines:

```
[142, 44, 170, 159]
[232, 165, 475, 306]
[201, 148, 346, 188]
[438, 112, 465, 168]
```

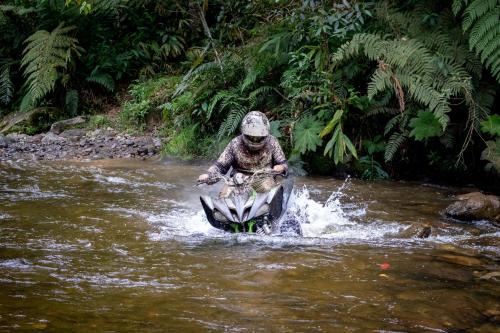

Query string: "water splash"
[147, 179, 404, 243]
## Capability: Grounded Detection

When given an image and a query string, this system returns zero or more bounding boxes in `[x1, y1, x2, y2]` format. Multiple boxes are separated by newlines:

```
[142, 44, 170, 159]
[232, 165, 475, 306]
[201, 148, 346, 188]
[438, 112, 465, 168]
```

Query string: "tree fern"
[453, 0, 500, 82]
[0, 64, 13, 105]
[334, 33, 457, 128]
[21, 23, 80, 111]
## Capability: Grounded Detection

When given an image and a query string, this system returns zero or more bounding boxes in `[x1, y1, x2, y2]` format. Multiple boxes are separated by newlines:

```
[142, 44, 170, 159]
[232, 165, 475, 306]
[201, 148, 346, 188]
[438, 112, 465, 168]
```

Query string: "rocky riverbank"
[0, 128, 162, 161]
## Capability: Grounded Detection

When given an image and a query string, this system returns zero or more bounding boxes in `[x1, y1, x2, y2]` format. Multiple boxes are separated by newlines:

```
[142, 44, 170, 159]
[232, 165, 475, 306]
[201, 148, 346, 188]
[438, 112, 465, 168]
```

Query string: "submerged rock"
[437, 254, 483, 267]
[400, 223, 432, 238]
[389, 223, 432, 239]
[445, 192, 500, 225]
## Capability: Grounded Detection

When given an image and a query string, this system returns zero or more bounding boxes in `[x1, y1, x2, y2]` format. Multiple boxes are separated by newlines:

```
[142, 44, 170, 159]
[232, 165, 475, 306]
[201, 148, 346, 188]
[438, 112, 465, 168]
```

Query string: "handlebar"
[196, 168, 286, 186]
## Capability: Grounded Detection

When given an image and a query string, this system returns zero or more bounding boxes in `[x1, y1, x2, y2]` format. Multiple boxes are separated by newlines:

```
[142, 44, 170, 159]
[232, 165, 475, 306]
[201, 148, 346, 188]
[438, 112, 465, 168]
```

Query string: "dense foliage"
[0, 0, 499, 185]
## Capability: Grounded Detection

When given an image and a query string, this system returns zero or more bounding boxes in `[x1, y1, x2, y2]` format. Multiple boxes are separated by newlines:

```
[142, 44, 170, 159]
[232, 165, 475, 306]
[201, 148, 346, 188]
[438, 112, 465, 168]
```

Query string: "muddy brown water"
[0, 159, 499, 332]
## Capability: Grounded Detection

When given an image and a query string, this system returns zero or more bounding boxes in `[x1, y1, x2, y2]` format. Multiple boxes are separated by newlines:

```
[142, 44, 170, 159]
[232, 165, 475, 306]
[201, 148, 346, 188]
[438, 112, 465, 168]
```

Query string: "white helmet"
[241, 111, 270, 151]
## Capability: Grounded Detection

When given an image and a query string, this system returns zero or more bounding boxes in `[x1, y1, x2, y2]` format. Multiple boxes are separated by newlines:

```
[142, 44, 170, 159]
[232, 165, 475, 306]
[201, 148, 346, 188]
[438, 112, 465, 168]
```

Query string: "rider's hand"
[198, 174, 209, 182]
[273, 164, 285, 174]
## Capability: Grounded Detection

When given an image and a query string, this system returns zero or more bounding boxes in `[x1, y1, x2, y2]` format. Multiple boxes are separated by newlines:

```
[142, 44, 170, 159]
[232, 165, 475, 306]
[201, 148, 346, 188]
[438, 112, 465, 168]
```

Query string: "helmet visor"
[244, 135, 266, 144]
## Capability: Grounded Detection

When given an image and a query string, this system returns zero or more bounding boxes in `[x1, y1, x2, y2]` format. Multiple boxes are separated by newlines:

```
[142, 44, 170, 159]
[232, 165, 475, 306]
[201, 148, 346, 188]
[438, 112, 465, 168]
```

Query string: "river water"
[0, 159, 498, 332]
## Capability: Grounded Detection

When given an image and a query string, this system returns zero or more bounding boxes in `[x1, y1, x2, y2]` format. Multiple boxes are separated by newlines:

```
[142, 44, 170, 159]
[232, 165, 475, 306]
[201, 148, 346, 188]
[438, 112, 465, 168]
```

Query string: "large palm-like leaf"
[453, 0, 500, 82]
[21, 23, 80, 110]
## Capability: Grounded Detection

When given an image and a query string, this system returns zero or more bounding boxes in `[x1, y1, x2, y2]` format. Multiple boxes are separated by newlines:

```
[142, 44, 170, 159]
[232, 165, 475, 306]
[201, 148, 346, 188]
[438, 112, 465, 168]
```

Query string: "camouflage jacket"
[208, 135, 288, 176]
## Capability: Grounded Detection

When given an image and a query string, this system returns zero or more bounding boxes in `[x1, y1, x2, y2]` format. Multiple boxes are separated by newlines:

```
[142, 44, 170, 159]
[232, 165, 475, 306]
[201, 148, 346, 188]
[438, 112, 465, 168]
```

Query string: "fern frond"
[0, 64, 14, 105]
[86, 71, 115, 92]
[365, 106, 398, 117]
[241, 68, 258, 92]
[469, 6, 500, 48]
[455, 1, 500, 82]
[452, 0, 466, 15]
[217, 108, 247, 139]
[21, 23, 79, 110]
[0, 5, 37, 16]
[207, 90, 231, 120]
[367, 67, 393, 99]
[384, 131, 407, 162]
[463, 0, 498, 29]
[248, 86, 274, 108]
[384, 114, 402, 136]
[173, 60, 221, 97]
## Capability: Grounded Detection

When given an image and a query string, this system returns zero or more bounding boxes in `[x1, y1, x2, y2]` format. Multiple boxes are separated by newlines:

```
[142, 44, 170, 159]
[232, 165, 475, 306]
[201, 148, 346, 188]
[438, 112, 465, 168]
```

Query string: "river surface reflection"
[0, 159, 498, 332]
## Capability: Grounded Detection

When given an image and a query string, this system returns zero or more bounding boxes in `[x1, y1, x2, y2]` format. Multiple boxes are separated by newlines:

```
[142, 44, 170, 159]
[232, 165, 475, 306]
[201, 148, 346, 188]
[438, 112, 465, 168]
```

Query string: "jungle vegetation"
[0, 0, 499, 185]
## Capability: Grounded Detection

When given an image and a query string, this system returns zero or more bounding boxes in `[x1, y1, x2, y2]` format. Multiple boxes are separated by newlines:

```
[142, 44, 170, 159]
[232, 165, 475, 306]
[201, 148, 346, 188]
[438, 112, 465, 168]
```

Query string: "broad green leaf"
[363, 135, 385, 155]
[334, 134, 345, 165]
[324, 125, 341, 157]
[409, 111, 442, 141]
[293, 116, 323, 154]
[480, 115, 500, 137]
[344, 134, 358, 159]
[320, 109, 344, 138]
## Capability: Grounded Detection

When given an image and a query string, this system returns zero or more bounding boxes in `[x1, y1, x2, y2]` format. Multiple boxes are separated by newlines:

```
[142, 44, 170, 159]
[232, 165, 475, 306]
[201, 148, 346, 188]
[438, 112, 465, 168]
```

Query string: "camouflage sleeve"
[207, 140, 235, 177]
[270, 136, 288, 172]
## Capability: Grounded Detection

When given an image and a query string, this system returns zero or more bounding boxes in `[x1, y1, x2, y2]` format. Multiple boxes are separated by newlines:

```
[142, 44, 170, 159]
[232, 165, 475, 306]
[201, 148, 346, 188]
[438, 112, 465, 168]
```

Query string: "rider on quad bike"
[198, 111, 288, 197]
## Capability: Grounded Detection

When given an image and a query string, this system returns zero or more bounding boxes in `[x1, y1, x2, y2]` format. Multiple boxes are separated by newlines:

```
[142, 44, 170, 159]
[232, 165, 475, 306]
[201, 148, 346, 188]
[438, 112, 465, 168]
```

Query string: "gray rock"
[60, 128, 87, 141]
[50, 116, 86, 134]
[445, 192, 500, 224]
[6, 133, 30, 143]
[28, 134, 43, 143]
[41, 132, 67, 144]
[0, 134, 7, 148]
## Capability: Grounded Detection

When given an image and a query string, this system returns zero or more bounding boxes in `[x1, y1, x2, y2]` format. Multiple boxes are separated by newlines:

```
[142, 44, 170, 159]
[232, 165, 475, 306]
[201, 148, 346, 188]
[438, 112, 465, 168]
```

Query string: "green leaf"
[293, 116, 323, 154]
[480, 114, 500, 136]
[363, 135, 385, 155]
[324, 126, 341, 157]
[320, 109, 344, 138]
[270, 120, 283, 139]
[481, 139, 500, 172]
[344, 134, 358, 159]
[409, 111, 443, 141]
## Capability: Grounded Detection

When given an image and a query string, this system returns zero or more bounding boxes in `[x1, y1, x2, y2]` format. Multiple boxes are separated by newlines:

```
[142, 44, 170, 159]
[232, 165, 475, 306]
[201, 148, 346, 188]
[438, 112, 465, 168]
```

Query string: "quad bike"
[198, 169, 302, 236]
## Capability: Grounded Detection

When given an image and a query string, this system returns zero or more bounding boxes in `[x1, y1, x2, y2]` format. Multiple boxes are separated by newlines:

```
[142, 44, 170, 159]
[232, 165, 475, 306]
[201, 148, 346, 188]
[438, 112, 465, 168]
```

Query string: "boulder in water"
[445, 192, 500, 225]
[437, 254, 483, 267]
[391, 223, 432, 239]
